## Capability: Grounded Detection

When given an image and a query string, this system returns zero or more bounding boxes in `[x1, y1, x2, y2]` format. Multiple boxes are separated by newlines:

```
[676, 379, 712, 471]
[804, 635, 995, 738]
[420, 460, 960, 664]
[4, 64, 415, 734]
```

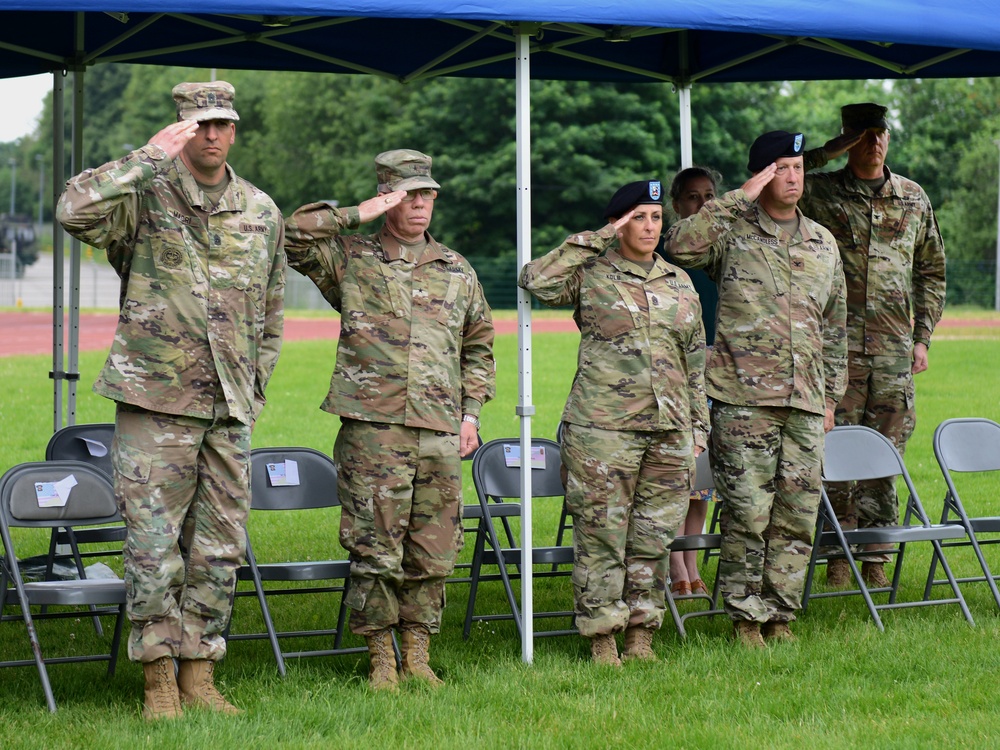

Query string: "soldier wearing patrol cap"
[284, 149, 495, 691]
[665, 132, 847, 648]
[520, 180, 709, 665]
[800, 103, 947, 591]
[56, 81, 285, 718]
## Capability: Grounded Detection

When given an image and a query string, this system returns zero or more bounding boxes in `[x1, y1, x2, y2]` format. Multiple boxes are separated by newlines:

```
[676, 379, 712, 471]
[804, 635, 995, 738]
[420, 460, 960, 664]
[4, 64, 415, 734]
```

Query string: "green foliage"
[5, 67, 999, 304]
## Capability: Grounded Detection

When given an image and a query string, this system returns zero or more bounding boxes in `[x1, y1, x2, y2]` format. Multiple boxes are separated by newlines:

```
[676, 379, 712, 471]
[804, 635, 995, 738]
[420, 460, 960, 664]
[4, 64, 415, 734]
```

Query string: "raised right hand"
[147, 120, 199, 160]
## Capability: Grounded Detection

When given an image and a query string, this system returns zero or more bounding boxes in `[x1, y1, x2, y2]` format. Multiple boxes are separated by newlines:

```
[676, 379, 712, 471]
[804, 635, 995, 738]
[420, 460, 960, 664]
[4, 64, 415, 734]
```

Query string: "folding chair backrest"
[250, 447, 340, 511]
[693, 449, 714, 492]
[934, 418, 1000, 474]
[822, 425, 905, 483]
[0, 461, 119, 530]
[472, 438, 565, 501]
[44, 423, 115, 479]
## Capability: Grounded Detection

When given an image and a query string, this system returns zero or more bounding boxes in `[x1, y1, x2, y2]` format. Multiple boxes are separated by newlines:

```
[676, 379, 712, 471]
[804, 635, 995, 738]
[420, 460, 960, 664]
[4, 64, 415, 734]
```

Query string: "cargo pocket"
[344, 575, 374, 612]
[112, 441, 152, 485]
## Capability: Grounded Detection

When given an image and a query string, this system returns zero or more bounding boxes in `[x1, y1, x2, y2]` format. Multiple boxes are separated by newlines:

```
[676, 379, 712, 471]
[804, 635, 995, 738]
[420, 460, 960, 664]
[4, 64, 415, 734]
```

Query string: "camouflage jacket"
[665, 189, 847, 416]
[519, 223, 709, 449]
[56, 144, 285, 427]
[284, 201, 495, 434]
[801, 150, 946, 355]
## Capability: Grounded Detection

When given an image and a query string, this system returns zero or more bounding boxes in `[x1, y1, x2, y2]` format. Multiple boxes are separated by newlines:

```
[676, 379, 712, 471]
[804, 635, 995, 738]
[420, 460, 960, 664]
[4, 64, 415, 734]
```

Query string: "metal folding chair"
[229, 447, 378, 676]
[463, 438, 575, 640]
[802, 425, 974, 631]
[926, 418, 1000, 610]
[0, 461, 127, 712]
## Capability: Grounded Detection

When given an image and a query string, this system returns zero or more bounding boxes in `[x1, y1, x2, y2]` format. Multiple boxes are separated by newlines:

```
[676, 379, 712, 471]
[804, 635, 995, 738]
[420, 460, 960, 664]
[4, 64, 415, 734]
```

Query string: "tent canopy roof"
[3, 2, 1000, 83]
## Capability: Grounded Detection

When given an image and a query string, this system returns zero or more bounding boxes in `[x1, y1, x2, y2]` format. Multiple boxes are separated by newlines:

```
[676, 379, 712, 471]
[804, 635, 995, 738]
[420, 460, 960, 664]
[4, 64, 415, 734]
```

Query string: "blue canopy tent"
[2, 0, 999, 661]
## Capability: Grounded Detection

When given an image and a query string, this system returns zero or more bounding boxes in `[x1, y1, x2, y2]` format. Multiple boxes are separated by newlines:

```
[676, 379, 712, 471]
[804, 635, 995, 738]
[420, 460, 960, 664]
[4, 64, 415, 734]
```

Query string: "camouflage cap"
[172, 81, 240, 122]
[375, 149, 440, 193]
[841, 102, 889, 132]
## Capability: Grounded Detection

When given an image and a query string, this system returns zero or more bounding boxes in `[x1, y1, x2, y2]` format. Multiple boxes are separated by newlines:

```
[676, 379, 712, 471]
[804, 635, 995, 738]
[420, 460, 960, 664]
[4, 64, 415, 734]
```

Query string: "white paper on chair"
[266, 459, 300, 487]
[35, 474, 78, 508]
[81, 438, 109, 458]
[503, 443, 546, 469]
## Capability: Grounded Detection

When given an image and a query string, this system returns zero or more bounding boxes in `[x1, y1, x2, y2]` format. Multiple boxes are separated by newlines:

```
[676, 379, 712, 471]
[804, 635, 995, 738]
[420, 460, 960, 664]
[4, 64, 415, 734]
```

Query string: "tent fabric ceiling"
[1, 3, 1000, 83]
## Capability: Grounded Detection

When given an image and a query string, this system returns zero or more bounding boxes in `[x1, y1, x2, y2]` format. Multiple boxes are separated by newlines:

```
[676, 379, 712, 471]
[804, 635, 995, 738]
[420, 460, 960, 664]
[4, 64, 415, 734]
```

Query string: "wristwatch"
[462, 414, 480, 429]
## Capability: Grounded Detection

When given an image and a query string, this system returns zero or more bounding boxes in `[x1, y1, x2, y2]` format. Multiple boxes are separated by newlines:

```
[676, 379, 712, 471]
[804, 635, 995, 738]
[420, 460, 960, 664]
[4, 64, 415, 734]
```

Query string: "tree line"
[3, 65, 998, 305]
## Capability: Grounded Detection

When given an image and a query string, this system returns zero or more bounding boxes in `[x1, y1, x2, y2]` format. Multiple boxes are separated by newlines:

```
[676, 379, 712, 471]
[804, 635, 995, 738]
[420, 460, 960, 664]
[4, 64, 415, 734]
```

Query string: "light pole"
[7, 157, 16, 216]
[36, 153, 44, 231]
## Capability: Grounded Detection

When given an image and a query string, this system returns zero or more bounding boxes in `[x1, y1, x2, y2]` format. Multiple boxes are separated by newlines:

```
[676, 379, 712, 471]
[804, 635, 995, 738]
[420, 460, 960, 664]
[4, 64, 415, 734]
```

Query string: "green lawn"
[0, 322, 999, 748]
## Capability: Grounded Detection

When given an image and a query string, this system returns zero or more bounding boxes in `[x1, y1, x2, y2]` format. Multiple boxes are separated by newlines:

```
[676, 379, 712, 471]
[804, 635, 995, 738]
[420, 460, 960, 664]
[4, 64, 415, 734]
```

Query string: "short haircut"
[669, 166, 722, 200]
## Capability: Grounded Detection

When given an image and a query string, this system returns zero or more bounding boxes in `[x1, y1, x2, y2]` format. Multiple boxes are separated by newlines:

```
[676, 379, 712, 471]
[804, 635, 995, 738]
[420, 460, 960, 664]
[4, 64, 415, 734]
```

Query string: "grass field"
[0, 311, 998, 748]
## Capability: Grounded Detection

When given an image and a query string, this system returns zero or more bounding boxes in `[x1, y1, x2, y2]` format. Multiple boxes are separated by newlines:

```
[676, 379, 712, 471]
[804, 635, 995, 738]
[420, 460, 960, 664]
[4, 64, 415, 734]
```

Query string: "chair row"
[3, 418, 998, 709]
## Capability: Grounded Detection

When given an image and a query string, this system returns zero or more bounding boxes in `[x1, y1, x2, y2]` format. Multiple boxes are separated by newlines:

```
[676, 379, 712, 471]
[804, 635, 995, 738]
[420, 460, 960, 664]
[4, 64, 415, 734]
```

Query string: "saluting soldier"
[521, 180, 709, 665]
[56, 81, 285, 718]
[800, 103, 947, 589]
[284, 150, 495, 691]
[665, 132, 847, 647]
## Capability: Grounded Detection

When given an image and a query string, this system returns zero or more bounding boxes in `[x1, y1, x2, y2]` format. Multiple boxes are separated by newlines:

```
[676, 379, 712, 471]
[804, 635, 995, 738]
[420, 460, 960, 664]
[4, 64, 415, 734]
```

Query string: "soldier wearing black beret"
[520, 180, 709, 665]
[664, 128, 848, 648]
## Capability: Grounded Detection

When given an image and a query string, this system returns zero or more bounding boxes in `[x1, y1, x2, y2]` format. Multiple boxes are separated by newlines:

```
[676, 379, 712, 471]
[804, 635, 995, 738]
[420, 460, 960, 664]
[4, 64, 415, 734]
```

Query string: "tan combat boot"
[177, 659, 242, 715]
[589, 633, 621, 666]
[762, 621, 796, 643]
[622, 626, 657, 662]
[365, 629, 400, 692]
[733, 620, 765, 649]
[400, 625, 444, 686]
[862, 562, 891, 588]
[826, 558, 851, 588]
[142, 655, 182, 721]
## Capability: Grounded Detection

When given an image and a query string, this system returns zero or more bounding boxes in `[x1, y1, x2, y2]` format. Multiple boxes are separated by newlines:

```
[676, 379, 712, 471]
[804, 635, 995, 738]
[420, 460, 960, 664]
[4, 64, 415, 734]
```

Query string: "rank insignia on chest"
[791, 259, 804, 270]
[240, 222, 268, 234]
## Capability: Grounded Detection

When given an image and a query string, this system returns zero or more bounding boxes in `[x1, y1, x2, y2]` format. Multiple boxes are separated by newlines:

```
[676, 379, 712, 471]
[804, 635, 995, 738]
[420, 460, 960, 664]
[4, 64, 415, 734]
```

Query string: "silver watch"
[462, 414, 480, 429]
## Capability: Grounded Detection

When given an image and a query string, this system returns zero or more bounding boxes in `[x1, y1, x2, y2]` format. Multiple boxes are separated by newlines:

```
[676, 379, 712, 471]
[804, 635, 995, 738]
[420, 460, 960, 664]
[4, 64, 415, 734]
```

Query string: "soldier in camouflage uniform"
[800, 103, 947, 589]
[56, 81, 285, 718]
[665, 132, 847, 647]
[520, 180, 709, 665]
[284, 150, 495, 690]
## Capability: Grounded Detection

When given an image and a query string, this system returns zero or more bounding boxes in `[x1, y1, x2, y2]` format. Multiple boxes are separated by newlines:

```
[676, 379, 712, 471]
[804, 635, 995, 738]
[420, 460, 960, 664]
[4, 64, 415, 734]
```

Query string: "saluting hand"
[358, 191, 408, 223]
[741, 163, 778, 201]
[613, 209, 636, 239]
[147, 120, 199, 161]
[822, 130, 864, 161]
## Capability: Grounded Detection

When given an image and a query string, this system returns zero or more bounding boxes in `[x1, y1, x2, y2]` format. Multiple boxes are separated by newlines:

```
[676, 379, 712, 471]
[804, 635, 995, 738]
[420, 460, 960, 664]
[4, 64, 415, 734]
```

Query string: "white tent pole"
[67, 66, 84, 427]
[51, 72, 65, 432]
[678, 84, 693, 168]
[514, 29, 535, 662]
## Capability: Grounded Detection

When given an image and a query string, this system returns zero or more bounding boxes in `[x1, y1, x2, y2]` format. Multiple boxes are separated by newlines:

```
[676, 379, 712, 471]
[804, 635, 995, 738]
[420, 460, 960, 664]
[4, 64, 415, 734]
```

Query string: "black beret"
[603, 180, 664, 220]
[747, 130, 805, 172]
[841, 102, 889, 131]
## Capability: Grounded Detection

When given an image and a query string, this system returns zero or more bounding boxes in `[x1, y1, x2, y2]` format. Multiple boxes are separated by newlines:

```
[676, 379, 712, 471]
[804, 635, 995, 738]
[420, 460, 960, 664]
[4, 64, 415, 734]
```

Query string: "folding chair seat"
[0, 461, 127, 713]
[230, 447, 370, 676]
[464, 438, 576, 640]
[926, 418, 1000, 610]
[665, 449, 724, 638]
[802, 425, 974, 631]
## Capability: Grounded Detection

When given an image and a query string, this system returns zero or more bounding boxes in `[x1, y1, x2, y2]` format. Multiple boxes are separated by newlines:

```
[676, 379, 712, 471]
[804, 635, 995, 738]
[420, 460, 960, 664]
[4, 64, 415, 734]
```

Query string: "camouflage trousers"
[335, 419, 463, 636]
[112, 404, 250, 663]
[710, 403, 824, 623]
[827, 353, 916, 563]
[561, 423, 692, 637]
